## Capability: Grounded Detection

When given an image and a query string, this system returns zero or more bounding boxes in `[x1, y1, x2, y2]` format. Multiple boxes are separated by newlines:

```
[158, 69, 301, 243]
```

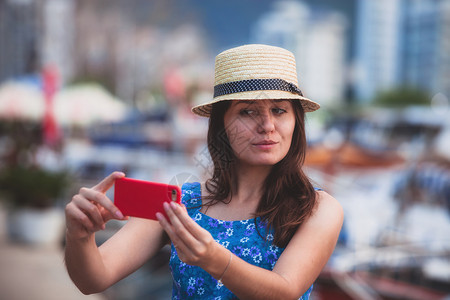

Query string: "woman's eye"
[272, 108, 287, 114]
[239, 109, 256, 116]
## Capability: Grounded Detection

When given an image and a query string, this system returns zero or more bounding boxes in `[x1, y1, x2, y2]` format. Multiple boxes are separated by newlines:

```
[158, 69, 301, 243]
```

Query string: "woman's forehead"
[232, 99, 291, 107]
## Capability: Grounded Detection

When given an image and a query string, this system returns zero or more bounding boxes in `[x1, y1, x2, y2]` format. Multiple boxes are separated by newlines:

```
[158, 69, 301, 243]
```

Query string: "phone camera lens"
[171, 189, 177, 201]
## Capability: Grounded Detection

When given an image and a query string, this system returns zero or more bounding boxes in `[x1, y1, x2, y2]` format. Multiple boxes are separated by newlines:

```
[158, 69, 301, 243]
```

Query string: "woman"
[65, 44, 343, 299]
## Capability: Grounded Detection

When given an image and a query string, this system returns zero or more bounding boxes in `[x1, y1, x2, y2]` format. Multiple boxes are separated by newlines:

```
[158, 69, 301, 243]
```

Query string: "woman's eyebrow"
[233, 100, 289, 109]
[235, 100, 256, 105]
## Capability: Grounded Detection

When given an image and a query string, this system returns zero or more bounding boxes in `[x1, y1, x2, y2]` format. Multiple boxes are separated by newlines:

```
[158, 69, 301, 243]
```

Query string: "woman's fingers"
[158, 203, 197, 247]
[158, 201, 215, 265]
[168, 202, 209, 241]
[92, 171, 125, 193]
[156, 212, 183, 247]
[66, 201, 96, 231]
[71, 194, 105, 229]
[156, 211, 194, 259]
[65, 171, 126, 240]
[79, 186, 125, 220]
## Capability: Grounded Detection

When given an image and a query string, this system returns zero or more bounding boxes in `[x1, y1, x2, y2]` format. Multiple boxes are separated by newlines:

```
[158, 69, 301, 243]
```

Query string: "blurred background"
[0, 0, 449, 299]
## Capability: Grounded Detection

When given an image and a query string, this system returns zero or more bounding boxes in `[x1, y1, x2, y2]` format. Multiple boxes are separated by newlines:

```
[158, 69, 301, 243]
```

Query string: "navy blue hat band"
[214, 78, 304, 98]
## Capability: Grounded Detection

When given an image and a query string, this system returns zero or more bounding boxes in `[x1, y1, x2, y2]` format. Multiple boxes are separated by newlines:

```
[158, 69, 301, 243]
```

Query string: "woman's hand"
[65, 171, 127, 240]
[156, 202, 221, 270]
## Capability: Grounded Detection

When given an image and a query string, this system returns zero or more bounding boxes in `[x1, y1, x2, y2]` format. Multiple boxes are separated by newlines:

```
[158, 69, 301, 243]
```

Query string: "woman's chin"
[238, 156, 282, 167]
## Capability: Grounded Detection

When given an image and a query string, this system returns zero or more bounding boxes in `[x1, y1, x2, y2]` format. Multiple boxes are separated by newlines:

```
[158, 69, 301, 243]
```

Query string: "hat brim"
[191, 90, 320, 117]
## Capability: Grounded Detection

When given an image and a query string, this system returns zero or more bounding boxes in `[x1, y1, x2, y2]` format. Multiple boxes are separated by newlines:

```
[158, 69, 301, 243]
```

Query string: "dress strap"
[181, 182, 202, 211]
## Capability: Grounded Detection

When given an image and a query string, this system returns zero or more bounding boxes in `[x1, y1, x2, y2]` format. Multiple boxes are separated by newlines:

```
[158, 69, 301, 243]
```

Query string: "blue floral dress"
[169, 182, 313, 299]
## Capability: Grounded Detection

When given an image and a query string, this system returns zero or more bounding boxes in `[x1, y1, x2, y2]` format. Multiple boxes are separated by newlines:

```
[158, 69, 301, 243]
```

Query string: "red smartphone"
[114, 177, 181, 220]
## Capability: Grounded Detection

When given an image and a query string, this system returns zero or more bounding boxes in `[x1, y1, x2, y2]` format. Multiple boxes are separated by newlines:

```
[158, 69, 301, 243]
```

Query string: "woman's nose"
[256, 112, 275, 133]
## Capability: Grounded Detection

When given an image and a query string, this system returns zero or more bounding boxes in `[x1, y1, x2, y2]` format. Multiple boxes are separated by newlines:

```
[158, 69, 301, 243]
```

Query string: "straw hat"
[192, 44, 320, 117]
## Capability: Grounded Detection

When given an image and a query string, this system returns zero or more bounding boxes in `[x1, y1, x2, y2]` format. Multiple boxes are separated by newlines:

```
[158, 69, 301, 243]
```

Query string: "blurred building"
[74, 0, 213, 105]
[40, 0, 75, 86]
[0, 0, 75, 85]
[354, 0, 402, 102]
[251, 0, 348, 107]
[0, 0, 39, 83]
[401, 0, 450, 99]
[354, 0, 450, 102]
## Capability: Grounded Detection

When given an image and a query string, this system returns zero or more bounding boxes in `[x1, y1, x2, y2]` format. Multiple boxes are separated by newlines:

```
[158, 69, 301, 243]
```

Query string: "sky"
[125, 0, 356, 58]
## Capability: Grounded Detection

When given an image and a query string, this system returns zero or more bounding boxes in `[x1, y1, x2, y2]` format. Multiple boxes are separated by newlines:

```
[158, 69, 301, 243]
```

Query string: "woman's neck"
[200, 164, 272, 221]
[231, 164, 271, 205]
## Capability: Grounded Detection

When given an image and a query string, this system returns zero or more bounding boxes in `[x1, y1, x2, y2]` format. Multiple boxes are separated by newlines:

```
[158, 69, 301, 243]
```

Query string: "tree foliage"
[373, 87, 430, 107]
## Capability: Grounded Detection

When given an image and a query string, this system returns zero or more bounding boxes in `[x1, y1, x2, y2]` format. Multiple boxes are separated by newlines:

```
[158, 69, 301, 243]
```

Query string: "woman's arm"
[157, 191, 343, 300]
[64, 172, 168, 294]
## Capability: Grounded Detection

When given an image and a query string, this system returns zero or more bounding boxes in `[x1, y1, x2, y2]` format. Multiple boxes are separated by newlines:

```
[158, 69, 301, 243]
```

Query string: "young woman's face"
[223, 99, 296, 167]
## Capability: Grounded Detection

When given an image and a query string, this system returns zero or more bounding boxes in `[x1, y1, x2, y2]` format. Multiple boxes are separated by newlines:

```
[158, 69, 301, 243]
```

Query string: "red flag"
[42, 65, 61, 146]
[163, 66, 186, 105]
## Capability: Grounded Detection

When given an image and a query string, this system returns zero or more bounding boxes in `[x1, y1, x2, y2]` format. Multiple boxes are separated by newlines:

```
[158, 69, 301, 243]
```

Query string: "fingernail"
[115, 210, 124, 219]
[163, 202, 170, 211]
[170, 202, 177, 210]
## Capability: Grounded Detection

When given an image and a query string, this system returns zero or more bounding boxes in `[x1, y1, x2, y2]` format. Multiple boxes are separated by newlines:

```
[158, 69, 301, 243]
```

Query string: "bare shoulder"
[273, 190, 344, 293]
[316, 190, 343, 214]
[308, 190, 344, 229]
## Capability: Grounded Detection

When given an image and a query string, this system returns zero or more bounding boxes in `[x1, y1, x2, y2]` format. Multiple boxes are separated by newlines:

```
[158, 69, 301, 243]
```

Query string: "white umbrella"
[0, 81, 45, 121]
[53, 84, 128, 127]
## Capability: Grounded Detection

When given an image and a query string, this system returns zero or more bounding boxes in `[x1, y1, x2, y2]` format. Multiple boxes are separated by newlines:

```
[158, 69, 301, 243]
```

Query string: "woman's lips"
[252, 140, 278, 149]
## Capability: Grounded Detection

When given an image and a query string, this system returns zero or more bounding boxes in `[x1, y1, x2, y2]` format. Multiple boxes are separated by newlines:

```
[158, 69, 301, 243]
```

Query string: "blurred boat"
[88, 109, 173, 149]
[317, 266, 449, 300]
[306, 110, 450, 299]
[305, 141, 404, 169]
[316, 209, 449, 299]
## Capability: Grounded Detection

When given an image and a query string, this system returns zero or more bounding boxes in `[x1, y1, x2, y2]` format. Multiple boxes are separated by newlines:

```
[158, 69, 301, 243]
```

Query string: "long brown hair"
[205, 100, 317, 247]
